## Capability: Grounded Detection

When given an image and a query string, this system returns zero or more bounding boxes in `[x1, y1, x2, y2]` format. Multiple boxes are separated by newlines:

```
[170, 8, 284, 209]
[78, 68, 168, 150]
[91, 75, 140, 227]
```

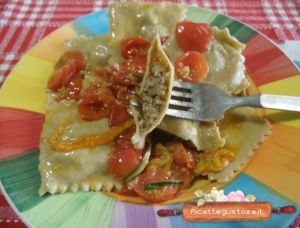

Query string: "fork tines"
[167, 81, 198, 120]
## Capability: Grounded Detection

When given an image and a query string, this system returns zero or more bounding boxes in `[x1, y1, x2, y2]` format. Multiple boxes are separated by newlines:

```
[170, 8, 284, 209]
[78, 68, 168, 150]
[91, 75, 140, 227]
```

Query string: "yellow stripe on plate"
[0, 54, 53, 114]
[29, 24, 77, 63]
[244, 123, 300, 204]
[259, 74, 300, 128]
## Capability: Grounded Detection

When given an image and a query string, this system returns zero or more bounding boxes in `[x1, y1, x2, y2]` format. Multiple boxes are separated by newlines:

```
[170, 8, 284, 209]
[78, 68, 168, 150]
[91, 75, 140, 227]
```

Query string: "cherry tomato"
[94, 67, 112, 82]
[166, 141, 197, 169]
[108, 103, 132, 127]
[58, 72, 82, 101]
[78, 85, 114, 120]
[116, 126, 136, 148]
[121, 37, 150, 58]
[170, 163, 194, 194]
[175, 21, 212, 53]
[48, 51, 85, 91]
[133, 168, 179, 203]
[174, 51, 208, 83]
[111, 84, 133, 106]
[112, 58, 146, 86]
[62, 51, 85, 70]
[117, 185, 138, 196]
[108, 143, 143, 180]
[47, 61, 78, 91]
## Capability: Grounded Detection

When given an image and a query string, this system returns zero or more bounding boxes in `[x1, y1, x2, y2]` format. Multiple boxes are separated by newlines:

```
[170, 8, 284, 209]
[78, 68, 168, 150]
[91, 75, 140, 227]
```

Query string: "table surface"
[0, 1, 299, 227]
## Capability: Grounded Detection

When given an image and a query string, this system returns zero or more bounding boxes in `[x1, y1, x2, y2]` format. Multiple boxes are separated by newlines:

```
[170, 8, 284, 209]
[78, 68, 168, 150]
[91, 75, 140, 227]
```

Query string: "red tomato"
[175, 21, 212, 53]
[94, 67, 112, 82]
[62, 51, 85, 70]
[118, 185, 138, 196]
[59, 72, 82, 101]
[166, 141, 197, 169]
[116, 126, 136, 148]
[78, 85, 114, 120]
[174, 51, 208, 83]
[47, 61, 78, 91]
[108, 143, 143, 180]
[48, 51, 85, 91]
[111, 84, 133, 106]
[108, 103, 132, 127]
[170, 164, 194, 193]
[133, 168, 179, 203]
[112, 58, 146, 86]
[121, 37, 150, 58]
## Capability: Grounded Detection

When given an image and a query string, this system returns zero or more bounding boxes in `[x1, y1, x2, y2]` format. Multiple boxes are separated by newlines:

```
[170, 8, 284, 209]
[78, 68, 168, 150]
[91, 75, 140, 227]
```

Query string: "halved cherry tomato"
[170, 163, 194, 193]
[166, 141, 197, 169]
[111, 84, 133, 106]
[116, 126, 136, 148]
[47, 61, 78, 91]
[108, 143, 144, 180]
[94, 67, 112, 82]
[77, 84, 114, 120]
[121, 37, 150, 58]
[58, 72, 82, 101]
[108, 103, 132, 127]
[112, 58, 146, 86]
[175, 21, 212, 53]
[48, 51, 85, 91]
[174, 51, 208, 83]
[117, 185, 138, 196]
[133, 168, 179, 203]
[61, 51, 85, 70]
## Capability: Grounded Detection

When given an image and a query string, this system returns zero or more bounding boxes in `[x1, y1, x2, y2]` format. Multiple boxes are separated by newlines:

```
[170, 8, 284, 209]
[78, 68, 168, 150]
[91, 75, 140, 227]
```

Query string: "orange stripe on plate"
[244, 35, 299, 86]
[244, 123, 300, 204]
[0, 108, 44, 159]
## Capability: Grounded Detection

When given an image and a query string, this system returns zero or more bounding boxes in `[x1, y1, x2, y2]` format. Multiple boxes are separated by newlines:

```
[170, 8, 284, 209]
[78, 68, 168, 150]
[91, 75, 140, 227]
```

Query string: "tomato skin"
[166, 141, 197, 169]
[111, 58, 146, 86]
[170, 164, 194, 194]
[117, 126, 136, 148]
[47, 61, 78, 91]
[174, 51, 208, 83]
[108, 103, 132, 127]
[176, 21, 212, 53]
[48, 51, 85, 91]
[94, 67, 112, 82]
[59, 72, 82, 101]
[118, 185, 138, 196]
[133, 168, 179, 203]
[78, 85, 114, 121]
[108, 143, 143, 180]
[121, 37, 150, 58]
[62, 51, 85, 70]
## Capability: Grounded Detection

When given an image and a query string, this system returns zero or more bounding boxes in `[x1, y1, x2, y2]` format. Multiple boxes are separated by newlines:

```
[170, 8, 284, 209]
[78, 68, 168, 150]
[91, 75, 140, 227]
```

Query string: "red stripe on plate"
[243, 35, 299, 86]
[0, 108, 44, 159]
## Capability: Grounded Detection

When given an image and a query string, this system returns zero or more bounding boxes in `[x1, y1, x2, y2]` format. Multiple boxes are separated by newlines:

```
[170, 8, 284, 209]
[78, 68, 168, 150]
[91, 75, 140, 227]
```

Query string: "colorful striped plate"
[0, 6, 299, 228]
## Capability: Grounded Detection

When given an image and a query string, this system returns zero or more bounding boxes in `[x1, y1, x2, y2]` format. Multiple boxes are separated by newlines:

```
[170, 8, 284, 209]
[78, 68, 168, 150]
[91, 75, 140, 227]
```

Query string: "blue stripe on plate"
[72, 10, 109, 36]
[167, 174, 299, 228]
[294, 60, 300, 70]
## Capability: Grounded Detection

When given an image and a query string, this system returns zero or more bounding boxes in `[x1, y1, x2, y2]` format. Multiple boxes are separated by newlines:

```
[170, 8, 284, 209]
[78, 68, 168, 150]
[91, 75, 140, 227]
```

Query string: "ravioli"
[39, 101, 122, 195]
[39, 2, 271, 203]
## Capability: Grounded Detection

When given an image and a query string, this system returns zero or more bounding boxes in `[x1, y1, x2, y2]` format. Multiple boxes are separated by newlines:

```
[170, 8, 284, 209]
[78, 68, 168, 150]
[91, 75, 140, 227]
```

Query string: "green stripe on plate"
[23, 192, 116, 228]
[185, 6, 218, 23]
[0, 149, 48, 211]
[210, 14, 257, 43]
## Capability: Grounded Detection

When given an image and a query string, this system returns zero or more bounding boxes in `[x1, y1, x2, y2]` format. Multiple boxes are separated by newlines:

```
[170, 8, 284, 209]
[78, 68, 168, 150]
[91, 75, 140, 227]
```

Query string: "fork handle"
[234, 94, 300, 112]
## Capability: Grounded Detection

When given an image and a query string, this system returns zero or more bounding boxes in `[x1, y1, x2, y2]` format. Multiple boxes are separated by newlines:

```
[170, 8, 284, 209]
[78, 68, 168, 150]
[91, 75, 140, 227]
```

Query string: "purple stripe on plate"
[110, 201, 158, 228]
[125, 203, 157, 228]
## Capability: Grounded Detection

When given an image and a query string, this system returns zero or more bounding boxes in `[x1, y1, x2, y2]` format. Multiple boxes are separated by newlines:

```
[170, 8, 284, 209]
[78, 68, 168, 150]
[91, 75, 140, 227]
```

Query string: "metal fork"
[167, 81, 300, 122]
